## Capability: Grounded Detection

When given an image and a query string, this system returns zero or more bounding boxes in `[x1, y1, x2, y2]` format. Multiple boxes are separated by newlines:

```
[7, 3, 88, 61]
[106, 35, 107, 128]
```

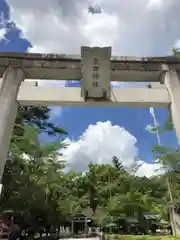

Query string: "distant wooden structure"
[71, 212, 92, 234]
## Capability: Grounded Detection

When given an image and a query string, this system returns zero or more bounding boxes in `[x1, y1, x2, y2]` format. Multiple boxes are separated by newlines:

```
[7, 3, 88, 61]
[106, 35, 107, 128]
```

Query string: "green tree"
[15, 106, 67, 136]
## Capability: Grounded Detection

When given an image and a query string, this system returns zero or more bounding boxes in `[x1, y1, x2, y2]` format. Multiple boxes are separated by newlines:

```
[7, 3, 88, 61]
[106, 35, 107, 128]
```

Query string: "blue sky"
[0, 0, 179, 176]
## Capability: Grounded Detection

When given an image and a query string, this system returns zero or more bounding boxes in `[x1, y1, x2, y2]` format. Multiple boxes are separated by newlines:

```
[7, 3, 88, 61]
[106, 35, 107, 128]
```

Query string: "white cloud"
[0, 28, 7, 42]
[174, 39, 180, 49]
[80, 10, 119, 51]
[62, 121, 163, 177]
[147, 0, 163, 9]
[5, 0, 180, 56]
[135, 160, 163, 178]
[0, 12, 9, 42]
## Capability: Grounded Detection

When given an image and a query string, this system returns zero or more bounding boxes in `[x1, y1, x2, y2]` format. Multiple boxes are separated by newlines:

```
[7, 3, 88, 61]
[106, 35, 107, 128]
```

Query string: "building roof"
[143, 212, 157, 220]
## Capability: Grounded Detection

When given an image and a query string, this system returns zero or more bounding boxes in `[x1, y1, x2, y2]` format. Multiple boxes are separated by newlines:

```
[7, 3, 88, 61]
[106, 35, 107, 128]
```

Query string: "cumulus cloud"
[0, 28, 7, 42]
[5, 0, 180, 55]
[135, 160, 163, 178]
[0, 14, 8, 42]
[62, 121, 163, 177]
[147, 0, 163, 9]
[0, 12, 10, 42]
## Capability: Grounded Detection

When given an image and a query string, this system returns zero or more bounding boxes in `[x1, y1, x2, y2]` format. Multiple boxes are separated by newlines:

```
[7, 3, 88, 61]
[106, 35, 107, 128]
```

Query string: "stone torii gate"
[0, 46, 180, 180]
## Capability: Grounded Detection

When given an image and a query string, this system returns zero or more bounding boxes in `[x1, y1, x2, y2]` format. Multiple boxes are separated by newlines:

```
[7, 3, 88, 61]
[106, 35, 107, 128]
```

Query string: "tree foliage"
[0, 150, 169, 228]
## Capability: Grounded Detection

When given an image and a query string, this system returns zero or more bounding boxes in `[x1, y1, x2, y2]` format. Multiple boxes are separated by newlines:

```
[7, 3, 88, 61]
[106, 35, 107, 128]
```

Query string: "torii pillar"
[162, 64, 180, 144]
[0, 66, 25, 181]
[163, 65, 180, 236]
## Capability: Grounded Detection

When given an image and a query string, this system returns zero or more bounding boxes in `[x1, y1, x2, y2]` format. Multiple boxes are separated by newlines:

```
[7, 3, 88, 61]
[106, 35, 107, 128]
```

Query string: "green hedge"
[105, 235, 180, 240]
